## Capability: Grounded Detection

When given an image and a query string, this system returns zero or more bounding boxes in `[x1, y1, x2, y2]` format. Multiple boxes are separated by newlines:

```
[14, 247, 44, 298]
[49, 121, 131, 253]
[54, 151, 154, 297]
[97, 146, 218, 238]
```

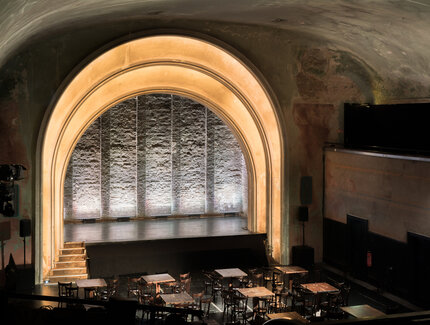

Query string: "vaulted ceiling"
[2, 0, 430, 87]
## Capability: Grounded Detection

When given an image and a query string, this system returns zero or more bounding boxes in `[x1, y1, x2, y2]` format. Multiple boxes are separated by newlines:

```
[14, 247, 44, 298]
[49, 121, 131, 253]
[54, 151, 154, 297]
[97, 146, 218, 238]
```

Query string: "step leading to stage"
[46, 241, 88, 283]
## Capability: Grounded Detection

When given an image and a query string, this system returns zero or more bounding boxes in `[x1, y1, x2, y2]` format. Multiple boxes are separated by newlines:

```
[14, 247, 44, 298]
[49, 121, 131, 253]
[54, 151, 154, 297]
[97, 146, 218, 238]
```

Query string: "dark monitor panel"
[344, 103, 430, 155]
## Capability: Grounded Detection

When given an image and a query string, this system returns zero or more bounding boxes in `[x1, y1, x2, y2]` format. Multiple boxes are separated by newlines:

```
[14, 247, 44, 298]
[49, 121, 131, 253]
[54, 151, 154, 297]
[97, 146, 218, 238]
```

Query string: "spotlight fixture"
[0, 164, 26, 217]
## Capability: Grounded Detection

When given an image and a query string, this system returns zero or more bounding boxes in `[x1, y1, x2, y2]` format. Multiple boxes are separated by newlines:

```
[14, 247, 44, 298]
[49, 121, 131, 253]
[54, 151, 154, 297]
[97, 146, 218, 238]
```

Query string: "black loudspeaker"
[298, 206, 309, 222]
[292, 245, 314, 268]
[19, 219, 31, 237]
[300, 176, 312, 205]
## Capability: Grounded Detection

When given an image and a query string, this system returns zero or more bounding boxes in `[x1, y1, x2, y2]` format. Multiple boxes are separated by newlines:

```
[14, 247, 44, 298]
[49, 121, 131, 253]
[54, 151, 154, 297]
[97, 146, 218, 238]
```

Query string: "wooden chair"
[272, 291, 290, 313]
[272, 269, 284, 291]
[180, 277, 191, 294]
[191, 290, 205, 321]
[251, 273, 264, 287]
[66, 286, 79, 299]
[340, 283, 351, 306]
[84, 287, 98, 300]
[209, 272, 223, 301]
[57, 282, 73, 307]
[263, 267, 274, 287]
[138, 282, 154, 304]
[151, 295, 167, 321]
[127, 277, 140, 297]
[201, 295, 212, 317]
[108, 278, 119, 297]
[99, 278, 119, 300]
[238, 275, 250, 288]
[253, 297, 269, 320]
[231, 295, 248, 324]
[180, 272, 191, 280]
[292, 287, 317, 317]
[202, 270, 214, 294]
[221, 289, 236, 320]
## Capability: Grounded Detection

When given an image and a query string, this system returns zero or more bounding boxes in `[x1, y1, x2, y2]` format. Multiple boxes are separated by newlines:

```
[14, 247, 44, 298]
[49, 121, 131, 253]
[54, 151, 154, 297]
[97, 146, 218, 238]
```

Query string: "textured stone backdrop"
[64, 94, 247, 220]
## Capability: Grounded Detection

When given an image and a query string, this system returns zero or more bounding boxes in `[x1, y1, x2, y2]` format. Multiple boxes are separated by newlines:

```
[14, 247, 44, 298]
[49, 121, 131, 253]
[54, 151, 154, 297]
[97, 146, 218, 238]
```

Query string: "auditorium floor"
[64, 216, 251, 243]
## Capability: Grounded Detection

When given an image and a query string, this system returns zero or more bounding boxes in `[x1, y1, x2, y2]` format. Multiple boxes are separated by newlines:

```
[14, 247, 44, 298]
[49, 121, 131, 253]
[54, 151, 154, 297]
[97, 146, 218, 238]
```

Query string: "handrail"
[264, 310, 430, 325]
[1, 289, 204, 323]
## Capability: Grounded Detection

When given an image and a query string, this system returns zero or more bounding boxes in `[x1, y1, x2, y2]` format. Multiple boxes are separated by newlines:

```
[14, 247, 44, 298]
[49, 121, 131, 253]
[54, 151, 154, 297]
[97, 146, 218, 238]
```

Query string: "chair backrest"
[84, 287, 97, 300]
[233, 295, 248, 312]
[200, 296, 212, 316]
[66, 286, 79, 299]
[128, 277, 140, 288]
[256, 297, 268, 310]
[192, 290, 205, 309]
[181, 277, 191, 293]
[58, 282, 72, 297]
[106, 278, 119, 297]
[252, 273, 264, 287]
[180, 272, 190, 280]
[340, 283, 351, 306]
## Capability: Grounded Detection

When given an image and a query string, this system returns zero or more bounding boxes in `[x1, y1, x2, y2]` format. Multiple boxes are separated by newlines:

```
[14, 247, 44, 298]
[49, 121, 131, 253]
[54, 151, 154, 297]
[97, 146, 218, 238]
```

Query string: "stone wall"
[64, 94, 247, 220]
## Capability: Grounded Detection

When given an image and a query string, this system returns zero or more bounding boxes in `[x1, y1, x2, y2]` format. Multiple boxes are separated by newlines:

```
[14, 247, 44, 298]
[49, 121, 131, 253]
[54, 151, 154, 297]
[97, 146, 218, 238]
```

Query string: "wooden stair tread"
[46, 241, 88, 283]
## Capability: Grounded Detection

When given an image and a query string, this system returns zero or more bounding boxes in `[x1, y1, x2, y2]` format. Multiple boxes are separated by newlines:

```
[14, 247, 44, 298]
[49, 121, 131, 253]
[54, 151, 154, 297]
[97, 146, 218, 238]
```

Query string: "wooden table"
[267, 311, 310, 324]
[341, 304, 386, 318]
[141, 273, 176, 293]
[215, 268, 247, 286]
[276, 266, 308, 275]
[237, 286, 275, 298]
[301, 282, 339, 315]
[215, 268, 247, 278]
[301, 282, 339, 294]
[160, 292, 195, 305]
[75, 278, 107, 300]
[276, 265, 308, 291]
[76, 278, 107, 288]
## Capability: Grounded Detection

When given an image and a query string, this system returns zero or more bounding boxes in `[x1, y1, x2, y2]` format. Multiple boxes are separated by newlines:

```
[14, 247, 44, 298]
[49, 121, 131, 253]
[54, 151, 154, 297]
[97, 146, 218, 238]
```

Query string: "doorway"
[347, 214, 368, 279]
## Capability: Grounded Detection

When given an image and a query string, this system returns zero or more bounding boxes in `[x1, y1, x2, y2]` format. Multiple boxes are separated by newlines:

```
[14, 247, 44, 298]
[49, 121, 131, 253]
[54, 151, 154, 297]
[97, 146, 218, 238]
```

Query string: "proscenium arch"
[38, 34, 284, 281]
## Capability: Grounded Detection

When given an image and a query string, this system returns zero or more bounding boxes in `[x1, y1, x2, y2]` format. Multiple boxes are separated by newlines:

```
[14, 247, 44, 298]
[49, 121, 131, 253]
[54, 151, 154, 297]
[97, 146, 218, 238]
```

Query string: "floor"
[12, 264, 415, 325]
[64, 216, 251, 243]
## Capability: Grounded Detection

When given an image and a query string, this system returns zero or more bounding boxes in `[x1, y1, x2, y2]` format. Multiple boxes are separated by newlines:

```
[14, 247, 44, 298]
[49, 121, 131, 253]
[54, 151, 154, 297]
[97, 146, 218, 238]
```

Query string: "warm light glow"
[215, 183, 242, 212]
[38, 35, 283, 282]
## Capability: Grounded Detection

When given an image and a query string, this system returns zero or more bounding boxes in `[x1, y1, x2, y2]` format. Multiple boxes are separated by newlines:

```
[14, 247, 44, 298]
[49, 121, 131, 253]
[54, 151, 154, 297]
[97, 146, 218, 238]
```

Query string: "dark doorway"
[408, 232, 430, 308]
[347, 215, 368, 279]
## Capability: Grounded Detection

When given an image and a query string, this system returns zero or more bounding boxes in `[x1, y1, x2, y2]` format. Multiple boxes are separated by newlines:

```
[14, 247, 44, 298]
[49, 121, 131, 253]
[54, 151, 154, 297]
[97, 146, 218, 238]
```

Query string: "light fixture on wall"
[0, 164, 26, 217]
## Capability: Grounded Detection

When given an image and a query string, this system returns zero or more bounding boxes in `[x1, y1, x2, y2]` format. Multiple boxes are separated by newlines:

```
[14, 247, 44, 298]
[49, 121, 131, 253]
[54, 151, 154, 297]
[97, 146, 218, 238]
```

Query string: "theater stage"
[64, 216, 268, 277]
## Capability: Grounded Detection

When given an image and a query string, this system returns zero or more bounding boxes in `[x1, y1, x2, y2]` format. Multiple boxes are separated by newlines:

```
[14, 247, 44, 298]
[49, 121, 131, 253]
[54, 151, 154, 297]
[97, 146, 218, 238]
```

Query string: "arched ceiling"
[2, 0, 430, 84]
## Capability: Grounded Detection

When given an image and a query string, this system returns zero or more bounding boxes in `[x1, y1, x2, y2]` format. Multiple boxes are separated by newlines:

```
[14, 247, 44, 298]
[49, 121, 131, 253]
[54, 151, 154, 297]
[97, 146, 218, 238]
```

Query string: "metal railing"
[1, 289, 204, 324]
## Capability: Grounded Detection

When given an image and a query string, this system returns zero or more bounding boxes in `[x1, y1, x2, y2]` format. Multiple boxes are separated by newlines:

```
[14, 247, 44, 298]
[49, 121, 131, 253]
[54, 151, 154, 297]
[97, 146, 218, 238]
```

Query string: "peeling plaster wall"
[63, 94, 246, 220]
[0, 16, 429, 268]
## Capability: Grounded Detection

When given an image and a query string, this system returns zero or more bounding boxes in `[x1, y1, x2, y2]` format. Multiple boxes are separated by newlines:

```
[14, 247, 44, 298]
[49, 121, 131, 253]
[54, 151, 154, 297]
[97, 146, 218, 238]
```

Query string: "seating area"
[24, 264, 409, 325]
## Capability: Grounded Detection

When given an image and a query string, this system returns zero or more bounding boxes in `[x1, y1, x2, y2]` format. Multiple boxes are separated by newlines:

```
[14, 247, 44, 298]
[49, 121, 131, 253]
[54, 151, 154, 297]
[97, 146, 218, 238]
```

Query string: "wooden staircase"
[47, 242, 89, 283]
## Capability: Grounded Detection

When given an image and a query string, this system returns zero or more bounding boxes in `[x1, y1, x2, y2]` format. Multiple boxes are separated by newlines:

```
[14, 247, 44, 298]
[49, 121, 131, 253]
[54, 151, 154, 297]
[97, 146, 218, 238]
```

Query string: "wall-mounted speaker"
[298, 206, 309, 222]
[300, 176, 312, 205]
[19, 219, 31, 237]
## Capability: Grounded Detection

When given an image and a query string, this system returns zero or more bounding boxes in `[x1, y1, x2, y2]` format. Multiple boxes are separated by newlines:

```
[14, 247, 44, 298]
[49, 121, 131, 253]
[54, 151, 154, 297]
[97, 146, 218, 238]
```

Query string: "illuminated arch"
[37, 35, 284, 281]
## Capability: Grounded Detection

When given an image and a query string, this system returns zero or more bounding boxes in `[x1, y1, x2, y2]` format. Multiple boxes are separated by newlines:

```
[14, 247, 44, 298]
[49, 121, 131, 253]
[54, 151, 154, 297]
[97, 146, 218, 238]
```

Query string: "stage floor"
[64, 216, 252, 243]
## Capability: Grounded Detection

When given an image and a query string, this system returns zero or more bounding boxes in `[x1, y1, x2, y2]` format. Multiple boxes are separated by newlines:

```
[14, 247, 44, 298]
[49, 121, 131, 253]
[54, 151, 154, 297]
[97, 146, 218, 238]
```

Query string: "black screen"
[344, 103, 430, 155]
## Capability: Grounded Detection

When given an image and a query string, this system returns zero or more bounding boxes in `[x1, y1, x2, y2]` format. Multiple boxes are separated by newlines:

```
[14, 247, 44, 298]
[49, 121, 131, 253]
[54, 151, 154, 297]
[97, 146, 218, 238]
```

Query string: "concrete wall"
[64, 94, 246, 220]
[0, 17, 429, 267]
[325, 150, 430, 242]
